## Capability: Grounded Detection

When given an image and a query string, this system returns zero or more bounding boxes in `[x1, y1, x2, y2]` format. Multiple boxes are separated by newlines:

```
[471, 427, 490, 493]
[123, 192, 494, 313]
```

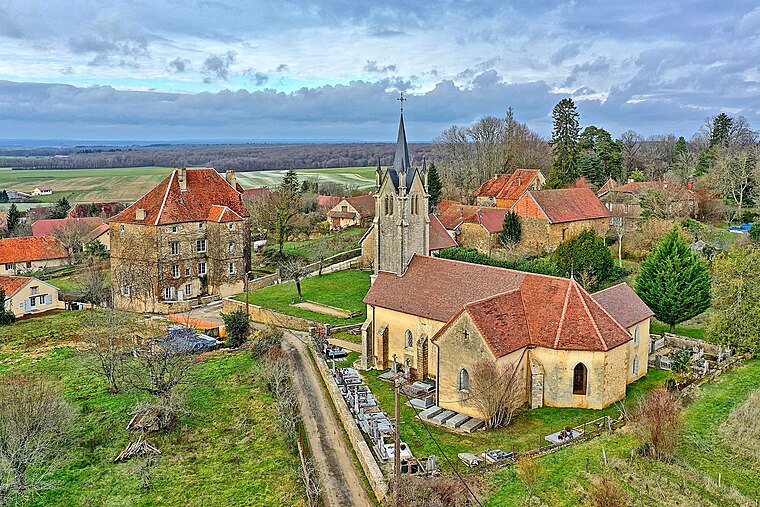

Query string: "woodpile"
[115, 437, 161, 462]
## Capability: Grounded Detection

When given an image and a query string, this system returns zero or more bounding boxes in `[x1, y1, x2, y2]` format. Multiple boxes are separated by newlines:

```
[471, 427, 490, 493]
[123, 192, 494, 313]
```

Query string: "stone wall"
[454, 222, 495, 254]
[222, 297, 319, 331]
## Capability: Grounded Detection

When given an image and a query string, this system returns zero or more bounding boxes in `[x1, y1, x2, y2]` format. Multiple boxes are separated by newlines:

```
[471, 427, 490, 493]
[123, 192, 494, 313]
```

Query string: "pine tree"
[87, 203, 99, 217]
[546, 98, 580, 188]
[49, 197, 71, 219]
[280, 170, 300, 196]
[427, 162, 442, 212]
[635, 229, 711, 333]
[673, 136, 687, 160]
[0, 190, 8, 203]
[6, 204, 20, 235]
[710, 113, 733, 147]
[579, 152, 604, 188]
[499, 211, 521, 246]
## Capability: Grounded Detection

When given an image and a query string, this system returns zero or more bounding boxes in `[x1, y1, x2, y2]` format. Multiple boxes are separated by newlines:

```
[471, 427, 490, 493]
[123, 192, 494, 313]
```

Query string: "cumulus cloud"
[245, 70, 268, 86]
[363, 60, 398, 74]
[167, 57, 190, 73]
[202, 51, 236, 82]
[276, 63, 288, 73]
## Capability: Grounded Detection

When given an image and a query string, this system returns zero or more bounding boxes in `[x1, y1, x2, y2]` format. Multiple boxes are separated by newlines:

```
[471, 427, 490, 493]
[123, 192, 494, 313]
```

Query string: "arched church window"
[633, 355, 639, 375]
[458, 368, 470, 392]
[390, 197, 393, 215]
[633, 324, 640, 345]
[405, 330, 413, 348]
[573, 363, 587, 395]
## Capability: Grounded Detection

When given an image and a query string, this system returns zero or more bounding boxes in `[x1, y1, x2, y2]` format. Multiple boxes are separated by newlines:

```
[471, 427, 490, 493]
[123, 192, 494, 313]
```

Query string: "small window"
[198, 262, 207, 275]
[458, 368, 470, 392]
[4, 263, 13, 270]
[573, 363, 587, 395]
[228, 241, 235, 253]
[633, 356, 640, 376]
[633, 325, 640, 346]
[625, 204, 631, 214]
[120, 285, 131, 296]
[228, 262, 235, 274]
[198, 222, 204, 229]
[172, 226, 178, 233]
[30, 286, 39, 295]
[185, 284, 192, 297]
[228, 223, 234, 230]
[164, 287, 174, 300]
[405, 330, 413, 348]
[120, 224, 125, 233]
[171, 242, 179, 255]
[341, 205, 348, 212]
[172, 265, 180, 278]
[184, 267, 190, 277]
[196, 239, 206, 253]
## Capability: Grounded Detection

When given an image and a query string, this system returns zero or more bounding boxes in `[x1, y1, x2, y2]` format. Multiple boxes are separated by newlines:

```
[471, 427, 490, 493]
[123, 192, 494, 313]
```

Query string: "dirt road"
[283, 331, 374, 507]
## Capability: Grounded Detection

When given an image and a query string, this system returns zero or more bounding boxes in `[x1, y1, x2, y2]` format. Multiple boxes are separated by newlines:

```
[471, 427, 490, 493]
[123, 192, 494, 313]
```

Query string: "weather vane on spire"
[397, 92, 406, 113]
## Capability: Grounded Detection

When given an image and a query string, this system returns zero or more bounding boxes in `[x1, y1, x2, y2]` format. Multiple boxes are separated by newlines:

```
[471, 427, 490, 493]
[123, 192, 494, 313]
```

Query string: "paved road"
[283, 331, 373, 507]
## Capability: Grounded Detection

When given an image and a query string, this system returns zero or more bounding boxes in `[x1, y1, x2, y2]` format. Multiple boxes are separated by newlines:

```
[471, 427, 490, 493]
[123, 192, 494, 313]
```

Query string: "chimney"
[135, 208, 146, 221]
[177, 167, 187, 192]
[225, 169, 236, 188]
[687, 180, 694, 191]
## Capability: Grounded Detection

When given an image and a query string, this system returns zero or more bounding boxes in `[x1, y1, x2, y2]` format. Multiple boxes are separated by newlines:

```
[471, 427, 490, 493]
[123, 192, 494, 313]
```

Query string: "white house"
[32, 187, 53, 196]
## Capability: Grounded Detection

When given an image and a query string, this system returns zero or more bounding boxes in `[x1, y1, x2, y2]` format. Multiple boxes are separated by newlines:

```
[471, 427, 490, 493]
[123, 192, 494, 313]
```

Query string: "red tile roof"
[242, 187, 270, 200]
[317, 195, 342, 209]
[365, 255, 631, 354]
[474, 170, 542, 200]
[597, 178, 617, 195]
[344, 194, 376, 218]
[524, 188, 610, 223]
[0, 236, 69, 264]
[110, 168, 249, 225]
[592, 283, 654, 329]
[68, 202, 123, 218]
[611, 181, 691, 197]
[207, 205, 244, 223]
[31, 217, 103, 237]
[0, 275, 30, 296]
[436, 201, 508, 233]
[428, 213, 457, 250]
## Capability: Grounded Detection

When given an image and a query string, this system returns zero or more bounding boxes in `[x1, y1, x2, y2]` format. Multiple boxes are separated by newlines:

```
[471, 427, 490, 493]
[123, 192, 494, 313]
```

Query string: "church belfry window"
[458, 368, 470, 392]
[573, 363, 587, 395]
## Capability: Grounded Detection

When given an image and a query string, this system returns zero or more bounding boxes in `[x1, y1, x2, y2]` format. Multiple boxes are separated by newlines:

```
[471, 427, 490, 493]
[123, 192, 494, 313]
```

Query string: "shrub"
[749, 222, 760, 243]
[0, 288, 15, 325]
[436, 247, 560, 276]
[585, 477, 628, 507]
[634, 387, 682, 461]
[244, 326, 284, 358]
[222, 308, 250, 348]
[552, 230, 614, 290]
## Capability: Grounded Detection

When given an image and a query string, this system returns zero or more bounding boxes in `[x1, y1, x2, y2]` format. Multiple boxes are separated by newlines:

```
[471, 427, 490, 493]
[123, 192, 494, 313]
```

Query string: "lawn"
[485, 359, 760, 506]
[235, 269, 371, 325]
[0, 311, 306, 506]
[650, 309, 716, 341]
[363, 367, 672, 474]
[279, 227, 365, 260]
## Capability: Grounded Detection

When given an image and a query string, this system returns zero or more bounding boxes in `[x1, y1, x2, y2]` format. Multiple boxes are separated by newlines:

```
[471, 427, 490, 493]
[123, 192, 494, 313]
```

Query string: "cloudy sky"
[0, 0, 758, 142]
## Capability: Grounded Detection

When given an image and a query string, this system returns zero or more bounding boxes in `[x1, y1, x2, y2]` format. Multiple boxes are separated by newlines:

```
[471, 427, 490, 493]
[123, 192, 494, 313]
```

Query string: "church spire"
[392, 93, 410, 174]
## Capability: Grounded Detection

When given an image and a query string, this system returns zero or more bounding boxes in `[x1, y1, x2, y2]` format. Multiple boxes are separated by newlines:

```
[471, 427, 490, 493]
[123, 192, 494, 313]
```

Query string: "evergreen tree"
[710, 113, 733, 147]
[427, 162, 442, 212]
[49, 197, 71, 219]
[280, 170, 300, 196]
[6, 204, 20, 235]
[630, 169, 647, 182]
[635, 229, 711, 333]
[673, 136, 687, 160]
[0, 190, 8, 203]
[87, 203, 99, 217]
[0, 289, 15, 325]
[552, 229, 613, 290]
[595, 129, 622, 181]
[579, 152, 604, 188]
[499, 211, 521, 246]
[222, 308, 250, 348]
[546, 98, 581, 188]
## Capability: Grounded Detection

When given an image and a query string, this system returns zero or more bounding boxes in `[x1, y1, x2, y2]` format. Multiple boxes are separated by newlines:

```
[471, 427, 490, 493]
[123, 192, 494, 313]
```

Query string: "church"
[360, 106, 653, 418]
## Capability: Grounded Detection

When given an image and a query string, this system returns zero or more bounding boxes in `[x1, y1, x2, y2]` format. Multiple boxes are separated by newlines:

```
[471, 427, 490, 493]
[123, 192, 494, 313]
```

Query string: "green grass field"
[279, 227, 365, 260]
[235, 269, 371, 325]
[236, 166, 376, 190]
[0, 311, 305, 507]
[485, 359, 760, 506]
[364, 368, 671, 475]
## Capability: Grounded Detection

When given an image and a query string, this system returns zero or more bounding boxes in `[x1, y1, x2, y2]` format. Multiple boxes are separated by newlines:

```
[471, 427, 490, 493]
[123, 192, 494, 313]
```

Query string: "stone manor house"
[360, 111, 654, 419]
[109, 167, 251, 313]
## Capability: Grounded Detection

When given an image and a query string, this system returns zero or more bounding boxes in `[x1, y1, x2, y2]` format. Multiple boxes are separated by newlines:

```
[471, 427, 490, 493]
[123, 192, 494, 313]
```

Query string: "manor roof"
[428, 213, 458, 250]
[110, 168, 248, 225]
[365, 255, 636, 355]
[31, 217, 103, 237]
[436, 201, 508, 234]
[0, 236, 69, 264]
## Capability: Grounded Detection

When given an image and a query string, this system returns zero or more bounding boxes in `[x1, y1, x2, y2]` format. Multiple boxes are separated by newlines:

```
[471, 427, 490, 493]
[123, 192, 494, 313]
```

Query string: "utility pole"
[394, 377, 401, 506]
[244, 271, 250, 318]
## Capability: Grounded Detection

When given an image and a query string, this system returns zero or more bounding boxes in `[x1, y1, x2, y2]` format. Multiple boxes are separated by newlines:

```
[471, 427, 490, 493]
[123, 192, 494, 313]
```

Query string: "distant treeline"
[0, 143, 435, 172]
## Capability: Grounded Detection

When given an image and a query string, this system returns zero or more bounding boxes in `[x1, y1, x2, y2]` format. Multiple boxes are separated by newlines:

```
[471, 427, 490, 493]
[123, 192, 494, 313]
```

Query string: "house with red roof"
[361, 254, 653, 416]
[474, 169, 545, 208]
[241, 187, 271, 201]
[598, 180, 696, 229]
[510, 187, 610, 250]
[1, 275, 62, 317]
[327, 194, 375, 229]
[0, 236, 69, 275]
[436, 200, 509, 254]
[109, 167, 250, 313]
[67, 202, 125, 219]
[31, 217, 103, 237]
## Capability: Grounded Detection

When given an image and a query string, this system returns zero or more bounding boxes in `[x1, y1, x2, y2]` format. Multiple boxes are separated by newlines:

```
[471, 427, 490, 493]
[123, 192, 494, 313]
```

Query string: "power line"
[398, 390, 484, 507]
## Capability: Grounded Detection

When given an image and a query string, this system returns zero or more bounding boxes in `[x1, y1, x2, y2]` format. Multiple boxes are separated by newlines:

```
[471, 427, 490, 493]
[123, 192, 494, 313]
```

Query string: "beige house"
[0, 236, 69, 275]
[84, 223, 111, 250]
[0, 275, 62, 317]
[436, 201, 508, 254]
[327, 194, 375, 230]
[362, 255, 653, 415]
[109, 167, 251, 313]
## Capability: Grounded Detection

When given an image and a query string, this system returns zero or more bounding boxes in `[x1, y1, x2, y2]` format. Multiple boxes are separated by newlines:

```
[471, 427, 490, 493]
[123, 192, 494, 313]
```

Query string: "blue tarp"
[728, 222, 753, 233]
[155, 325, 218, 353]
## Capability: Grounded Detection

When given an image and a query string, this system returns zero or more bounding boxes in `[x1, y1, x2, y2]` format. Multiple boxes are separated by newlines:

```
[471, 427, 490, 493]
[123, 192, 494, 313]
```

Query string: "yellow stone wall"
[627, 318, 651, 383]
[454, 223, 495, 254]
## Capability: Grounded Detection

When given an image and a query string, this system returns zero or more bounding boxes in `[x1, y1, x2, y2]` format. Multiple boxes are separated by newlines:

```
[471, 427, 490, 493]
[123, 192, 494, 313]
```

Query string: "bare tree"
[52, 220, 97, 257]
[247, 190, 302, 256]
[75, 259, 110, 306]
[468, 359, 524, 428]
[585, 477, 628, 507]
[640, 134, 676, 181]
[619, 130, 643, 181]
[634, 387, 682, 462]
[124, 323, 194, 397]
[79, 309, 133, 393]
[0, 376, 73, 506]
[515, 458, 544, 506]
[280, 256, 309, 302]
[706, 146, 760, 223]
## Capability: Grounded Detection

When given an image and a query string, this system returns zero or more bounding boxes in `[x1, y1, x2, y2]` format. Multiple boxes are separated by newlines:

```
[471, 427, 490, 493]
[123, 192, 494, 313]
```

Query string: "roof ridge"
[553, 280, 573, 348]
[573, 280, 607, 350]
[586, 285, 635, 337]
[518, 288, 534, 345]
[591, 282, 628, 295]
[154, 170, 175, 226]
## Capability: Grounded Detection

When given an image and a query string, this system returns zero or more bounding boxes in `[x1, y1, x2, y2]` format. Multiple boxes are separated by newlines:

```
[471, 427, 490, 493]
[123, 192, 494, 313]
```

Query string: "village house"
[109, 167, 251, 313]
[510, 187, 610, 251]
[327, 194, 375, 230]
[0, 236, 69, 275]
[0, 275, 62, 317]
[31, 217, 104, 237]
[32, 186, 53, 196]
[84, 223, 111, 250]
[436, 201, 508, 254]
[361, 255, 653, 415]
[68, 202, 124, 218]
[598, 180, 697, 229]
[473, 169, 545, 208]
[242, 187, 271, 201]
